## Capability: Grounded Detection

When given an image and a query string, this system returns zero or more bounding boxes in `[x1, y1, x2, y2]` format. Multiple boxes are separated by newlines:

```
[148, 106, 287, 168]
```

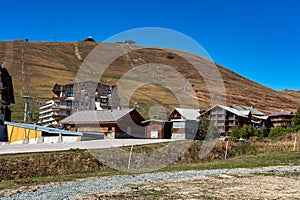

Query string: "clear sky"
[1, 0, 299, 90]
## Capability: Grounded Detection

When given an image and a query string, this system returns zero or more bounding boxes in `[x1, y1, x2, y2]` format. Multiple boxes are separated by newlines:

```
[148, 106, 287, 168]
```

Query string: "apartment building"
[269, 110, 295, 128]
[203, 105, 270, 136]
[38, 81, 119, 126]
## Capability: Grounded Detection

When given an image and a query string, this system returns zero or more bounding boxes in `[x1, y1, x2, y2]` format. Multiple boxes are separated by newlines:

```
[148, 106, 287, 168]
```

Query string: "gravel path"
[1, 166, 300, 200]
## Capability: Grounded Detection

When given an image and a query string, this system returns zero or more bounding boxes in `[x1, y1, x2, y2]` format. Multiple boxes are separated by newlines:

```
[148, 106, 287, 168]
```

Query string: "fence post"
[293, 137, 297, 151]
[128, 144, 134, 169]
[225, 140, 229, 159]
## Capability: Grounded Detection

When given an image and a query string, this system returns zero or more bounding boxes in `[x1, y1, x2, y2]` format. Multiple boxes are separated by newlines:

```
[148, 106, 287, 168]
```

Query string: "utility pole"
[21, 38, 32, 123]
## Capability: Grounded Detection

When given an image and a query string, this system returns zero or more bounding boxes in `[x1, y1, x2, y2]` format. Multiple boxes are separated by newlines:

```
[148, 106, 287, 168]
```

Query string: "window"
[101, 98, 108, 103]
[150, 130, 159, 138]
[66, 101, 72, 106]
[67, 92, 74, 97]
[108, 89, 112, 94]
[81, 85, 85, 91]
[173, 122, 185, 128]
[66, 110, 71, 116]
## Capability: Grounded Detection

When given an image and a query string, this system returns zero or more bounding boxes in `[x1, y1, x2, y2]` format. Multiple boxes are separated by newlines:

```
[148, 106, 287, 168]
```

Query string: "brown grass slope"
[0, 40, 299, 120]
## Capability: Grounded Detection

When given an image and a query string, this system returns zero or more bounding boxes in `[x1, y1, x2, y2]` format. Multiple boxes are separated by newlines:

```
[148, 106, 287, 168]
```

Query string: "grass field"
[1, 150, 299, 196]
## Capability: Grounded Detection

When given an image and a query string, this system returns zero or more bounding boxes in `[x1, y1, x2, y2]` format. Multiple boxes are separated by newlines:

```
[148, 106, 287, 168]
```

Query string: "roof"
[253, 115, 269, 120]
[171, 108, 200, 121]
[4, 121, 82, 136]
[230, 105, 265, 116]
[142, 119, 171, 124]
[269, 110, 295, 117]
[61, 108, 143, 124]
[205, 104, 250, 118]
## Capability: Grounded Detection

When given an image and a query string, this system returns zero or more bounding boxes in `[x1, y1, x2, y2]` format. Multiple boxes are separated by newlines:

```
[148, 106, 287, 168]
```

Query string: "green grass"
[160, 151, 300, 172]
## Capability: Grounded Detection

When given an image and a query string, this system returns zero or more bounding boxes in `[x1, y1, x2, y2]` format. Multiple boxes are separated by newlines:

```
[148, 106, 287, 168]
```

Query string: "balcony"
[39, 112, 54, 119]
[211, 111, 225, 115]
[53, 105, 72, 110]
[228, 122, 237, 126]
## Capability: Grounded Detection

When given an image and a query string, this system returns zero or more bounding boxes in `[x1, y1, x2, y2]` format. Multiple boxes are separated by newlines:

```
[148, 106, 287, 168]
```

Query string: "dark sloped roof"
[230, 105, 265, 116]
[269, 110, 295, 117]
[61, 109, 141, 124]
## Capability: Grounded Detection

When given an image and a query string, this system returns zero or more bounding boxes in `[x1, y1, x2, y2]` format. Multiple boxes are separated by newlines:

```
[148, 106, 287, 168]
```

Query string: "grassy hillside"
[0, 40, 299, 121]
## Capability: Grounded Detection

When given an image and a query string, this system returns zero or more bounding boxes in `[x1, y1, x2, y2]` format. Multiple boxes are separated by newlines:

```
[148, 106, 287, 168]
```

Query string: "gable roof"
[230, 105, 265, 116]
[61, 108, 144, 124]
[205, 104, 250, 118]
[171, 108, 200, 121]
[269, 110, 295, 117]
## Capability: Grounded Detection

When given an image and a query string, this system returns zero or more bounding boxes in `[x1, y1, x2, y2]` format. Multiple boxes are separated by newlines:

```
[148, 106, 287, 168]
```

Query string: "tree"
[268, 127, 285, 139]
[229, 126, 240, 140]
[293, 107, 300, 126]
[196, 115, 219, 140]
[239, 124, 256, 139]
[256, 125, 267, 139]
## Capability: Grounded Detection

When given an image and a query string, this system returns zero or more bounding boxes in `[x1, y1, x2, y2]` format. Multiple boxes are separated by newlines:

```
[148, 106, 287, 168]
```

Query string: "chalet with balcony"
[168, 108, 200, 139]
[269, 110, 295, 128]
[60, 108, 145, 139]
[202, 105, 270, 136]
[38, 81, 119, 126]
[230, 106, 272, 130]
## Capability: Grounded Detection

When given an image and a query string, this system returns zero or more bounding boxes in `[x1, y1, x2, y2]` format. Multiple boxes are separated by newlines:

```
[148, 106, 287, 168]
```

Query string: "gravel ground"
[1, 166, 300, 200]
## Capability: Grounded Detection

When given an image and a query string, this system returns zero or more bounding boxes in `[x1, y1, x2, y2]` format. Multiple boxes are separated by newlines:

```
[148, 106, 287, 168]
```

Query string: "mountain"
[0, 40, 299, 120]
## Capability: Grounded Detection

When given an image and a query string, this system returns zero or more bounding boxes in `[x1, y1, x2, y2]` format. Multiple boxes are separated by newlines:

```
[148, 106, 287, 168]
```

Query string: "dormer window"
[108, 89, 112, 94]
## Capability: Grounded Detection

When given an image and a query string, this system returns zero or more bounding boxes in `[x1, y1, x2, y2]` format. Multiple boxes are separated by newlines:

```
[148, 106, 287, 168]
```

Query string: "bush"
[240, 124, 256, 139]
[268, 127, 294, 139]
[294, 125, 300, 132]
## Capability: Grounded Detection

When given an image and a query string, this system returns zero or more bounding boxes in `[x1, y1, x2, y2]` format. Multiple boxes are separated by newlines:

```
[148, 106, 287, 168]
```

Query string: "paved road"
[0, 139, 177, 154]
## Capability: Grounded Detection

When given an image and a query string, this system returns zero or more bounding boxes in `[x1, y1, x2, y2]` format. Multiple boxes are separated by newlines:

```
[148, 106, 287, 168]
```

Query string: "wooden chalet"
[60, 108, 145, 138]
[142, 119, 172, 139]
[269, 110, 295, 128]
[203, 105, 270, 136]
[168, 108, 200, 139]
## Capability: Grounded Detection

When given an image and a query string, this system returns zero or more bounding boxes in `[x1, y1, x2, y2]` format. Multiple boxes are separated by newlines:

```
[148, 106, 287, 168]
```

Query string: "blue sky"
[1, 0, 300, 90]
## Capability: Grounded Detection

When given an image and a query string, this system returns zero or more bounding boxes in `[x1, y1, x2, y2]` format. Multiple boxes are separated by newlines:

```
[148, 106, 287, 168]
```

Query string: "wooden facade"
[204, 105, 247, 136]
[61, 109, 145, 139]
[168, 108, 200, 139]
[204, 105, 272, 136]
[269, 110, 295, 128]
[39, 81, 119, 127]
[143, 120, 172, 139]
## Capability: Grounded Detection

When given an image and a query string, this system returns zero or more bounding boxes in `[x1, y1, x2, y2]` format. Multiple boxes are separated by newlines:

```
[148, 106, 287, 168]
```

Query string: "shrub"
[268, 127, 294, 139]
[240, 124, 256, 139]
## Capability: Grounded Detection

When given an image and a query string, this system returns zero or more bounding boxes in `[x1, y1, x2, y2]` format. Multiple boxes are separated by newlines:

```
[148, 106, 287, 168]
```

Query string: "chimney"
[60, 86, 63, 97]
